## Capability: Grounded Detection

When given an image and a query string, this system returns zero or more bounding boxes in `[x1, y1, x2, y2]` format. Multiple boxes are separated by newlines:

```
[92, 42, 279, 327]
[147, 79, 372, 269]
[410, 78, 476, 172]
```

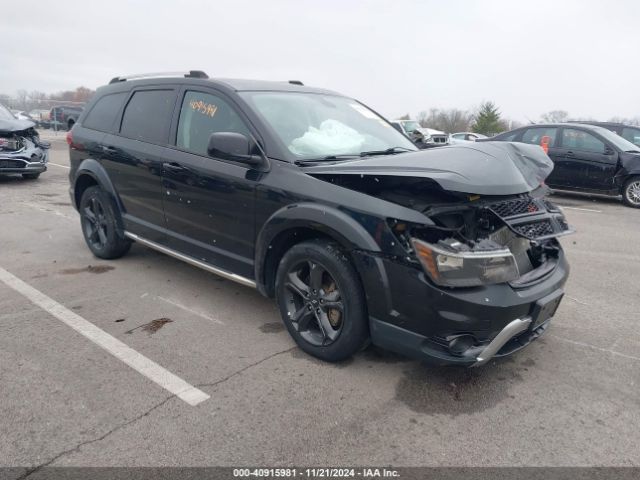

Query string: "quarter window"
[83, 93, 127, 133]
[120, 90, 175, 144]
[176, 91, 250, 156]
[522, 128, 557, 146]
[561, 128, 605, 153]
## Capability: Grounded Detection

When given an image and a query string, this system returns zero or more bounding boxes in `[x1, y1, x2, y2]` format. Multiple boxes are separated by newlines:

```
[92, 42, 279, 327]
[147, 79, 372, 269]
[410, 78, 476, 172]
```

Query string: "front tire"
[622, 176, 640, 208]
[79, 186, 131, 259]
[275, 239, 369, 362]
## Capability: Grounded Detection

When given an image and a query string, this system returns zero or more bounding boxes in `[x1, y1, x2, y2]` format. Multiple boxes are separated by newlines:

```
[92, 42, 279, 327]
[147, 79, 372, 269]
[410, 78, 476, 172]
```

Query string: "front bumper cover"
[364, 248, 569, 367]
[0, 150, 49, 175]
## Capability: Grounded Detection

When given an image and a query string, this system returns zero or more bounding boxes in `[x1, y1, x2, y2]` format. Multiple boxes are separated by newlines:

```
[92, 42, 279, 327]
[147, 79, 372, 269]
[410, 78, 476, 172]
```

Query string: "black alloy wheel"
[284, 259, 345, 347]
[83, 195, 109, 251]
[79, 186, 131, 259]
[275, 240, 369, 362]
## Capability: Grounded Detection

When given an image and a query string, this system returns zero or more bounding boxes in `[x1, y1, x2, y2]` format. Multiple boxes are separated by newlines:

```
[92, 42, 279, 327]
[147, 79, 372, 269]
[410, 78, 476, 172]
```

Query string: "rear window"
[522, 127, 557, 146]
[120, 90, 175, 144]
[83, 93, 127, 132]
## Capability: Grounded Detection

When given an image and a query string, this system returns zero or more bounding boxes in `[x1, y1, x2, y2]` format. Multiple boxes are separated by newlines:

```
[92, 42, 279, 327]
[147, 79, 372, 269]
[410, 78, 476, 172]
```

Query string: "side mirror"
[207, 132, 263, 166]
[604, 145, 615, 155]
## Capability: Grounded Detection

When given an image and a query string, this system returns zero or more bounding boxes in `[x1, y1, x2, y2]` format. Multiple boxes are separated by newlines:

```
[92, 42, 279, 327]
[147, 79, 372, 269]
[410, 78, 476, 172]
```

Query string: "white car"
[10, 110, 33, 121]
[390, 120, 448, 147]
[449, 132, 487, 144]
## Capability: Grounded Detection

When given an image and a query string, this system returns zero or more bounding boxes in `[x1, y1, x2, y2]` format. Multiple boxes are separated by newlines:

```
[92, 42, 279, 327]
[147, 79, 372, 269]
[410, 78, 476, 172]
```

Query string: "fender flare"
[254, 202, 385, 296]
[614, 170, 640, 191]
[72, 158, 123, 212]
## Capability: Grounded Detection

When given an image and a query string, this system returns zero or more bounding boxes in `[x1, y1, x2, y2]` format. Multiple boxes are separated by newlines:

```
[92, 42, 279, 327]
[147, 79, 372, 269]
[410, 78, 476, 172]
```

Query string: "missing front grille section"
[489, 197, 539, 217]
[512, 220, 554, 238]
[0, 160, 25, 168]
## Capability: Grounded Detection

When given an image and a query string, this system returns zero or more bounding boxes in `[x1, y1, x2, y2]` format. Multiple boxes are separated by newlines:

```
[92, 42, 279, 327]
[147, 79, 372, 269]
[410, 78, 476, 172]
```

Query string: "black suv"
[485, 123, 640, 208]
[68, 71, 571, 366]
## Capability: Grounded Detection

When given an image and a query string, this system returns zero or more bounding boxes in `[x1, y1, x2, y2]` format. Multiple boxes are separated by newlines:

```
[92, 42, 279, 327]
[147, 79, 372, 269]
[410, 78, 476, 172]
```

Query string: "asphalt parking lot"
[1, 132, 639, 473]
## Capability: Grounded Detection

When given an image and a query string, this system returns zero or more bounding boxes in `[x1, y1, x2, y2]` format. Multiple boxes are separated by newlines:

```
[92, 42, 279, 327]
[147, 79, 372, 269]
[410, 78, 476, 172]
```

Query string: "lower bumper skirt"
[370, 315, 549, 367]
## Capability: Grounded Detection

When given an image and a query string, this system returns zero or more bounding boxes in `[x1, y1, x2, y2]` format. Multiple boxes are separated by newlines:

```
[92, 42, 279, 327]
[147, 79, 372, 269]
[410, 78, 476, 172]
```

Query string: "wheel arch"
[73, 158, 122, 211]
[255, 203, 382, 298]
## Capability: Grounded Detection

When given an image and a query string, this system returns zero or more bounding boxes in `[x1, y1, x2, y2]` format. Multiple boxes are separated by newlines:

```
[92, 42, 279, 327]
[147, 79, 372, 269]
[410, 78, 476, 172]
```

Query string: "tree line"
[401, 102, 640, 136]
[0, 87, 95, 111]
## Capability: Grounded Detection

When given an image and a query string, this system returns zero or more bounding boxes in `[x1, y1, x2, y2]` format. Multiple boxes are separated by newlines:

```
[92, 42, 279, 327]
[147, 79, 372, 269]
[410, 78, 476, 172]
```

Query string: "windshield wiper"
[295, 154, 360, 165]
[359, 146, 414, 157]
[295, 147, 414, 165]
[625, 150, 640, 154]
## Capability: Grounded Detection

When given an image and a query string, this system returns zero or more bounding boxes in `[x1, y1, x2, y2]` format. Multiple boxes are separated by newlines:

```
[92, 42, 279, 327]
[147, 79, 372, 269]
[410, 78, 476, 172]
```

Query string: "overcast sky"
[1, 0, 638, 122]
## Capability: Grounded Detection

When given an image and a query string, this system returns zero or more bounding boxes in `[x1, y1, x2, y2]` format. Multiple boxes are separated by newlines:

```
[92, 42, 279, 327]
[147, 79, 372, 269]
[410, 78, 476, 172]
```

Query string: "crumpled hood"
[303, 141, 553, 196]
[0, 117, 36, 134]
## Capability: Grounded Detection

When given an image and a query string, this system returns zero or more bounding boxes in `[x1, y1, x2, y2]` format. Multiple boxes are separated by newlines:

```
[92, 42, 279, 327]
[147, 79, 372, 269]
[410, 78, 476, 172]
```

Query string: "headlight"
[410, 238, 520, 287]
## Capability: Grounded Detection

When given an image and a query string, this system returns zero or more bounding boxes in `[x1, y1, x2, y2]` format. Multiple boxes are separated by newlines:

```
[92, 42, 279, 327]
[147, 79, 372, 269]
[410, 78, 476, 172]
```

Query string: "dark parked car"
[67, 71, 572, 366]
[483, 123, 640, 208]
[570, 121, 640, 147]
[0, 103, 50, 179]
[50, 105, 83, 131]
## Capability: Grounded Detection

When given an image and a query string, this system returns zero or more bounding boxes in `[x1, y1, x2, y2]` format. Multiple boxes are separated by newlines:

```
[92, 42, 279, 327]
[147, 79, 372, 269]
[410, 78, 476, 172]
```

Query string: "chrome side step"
[124, 231, 256, 289]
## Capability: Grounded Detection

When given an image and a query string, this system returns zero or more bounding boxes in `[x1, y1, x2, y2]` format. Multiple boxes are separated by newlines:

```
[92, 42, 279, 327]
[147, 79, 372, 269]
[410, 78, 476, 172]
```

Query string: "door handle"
[565, 151, 575, 158]
[162, 162, 187, 172]
[101, 145, 117, 154]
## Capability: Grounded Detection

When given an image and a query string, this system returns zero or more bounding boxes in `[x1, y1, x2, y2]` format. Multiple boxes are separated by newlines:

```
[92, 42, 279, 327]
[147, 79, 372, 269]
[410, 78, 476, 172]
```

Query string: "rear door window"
[176, 90, 250, 156]
[120, 90, 175, 144]
[501, 131, 519, 141]
[522, 127, 557, 146]
[83, 92, 127, 132]
[561, 128, 605, 153]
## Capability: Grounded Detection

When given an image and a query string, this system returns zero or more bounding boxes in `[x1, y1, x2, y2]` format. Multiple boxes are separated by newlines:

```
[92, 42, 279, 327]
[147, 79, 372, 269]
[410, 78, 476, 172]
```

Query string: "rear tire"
[79, 186, 131, 259]
[22, 173, 40, 180]
[275, 239, 369, 362]
[622, 176, 640, 208]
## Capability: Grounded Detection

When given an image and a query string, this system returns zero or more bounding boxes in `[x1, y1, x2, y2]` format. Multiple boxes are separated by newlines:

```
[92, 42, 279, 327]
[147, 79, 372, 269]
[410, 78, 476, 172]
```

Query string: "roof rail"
[288, 80, 304, 86]
[109, 70, 209, 84]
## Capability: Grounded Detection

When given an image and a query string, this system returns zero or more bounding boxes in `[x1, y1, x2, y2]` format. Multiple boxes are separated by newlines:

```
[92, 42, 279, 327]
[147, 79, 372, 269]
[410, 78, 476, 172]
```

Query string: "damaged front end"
[0, 119, 50, 175]
[395, 190, 572, 288]
[306, 142, 572, 289]
[304, 142, 573, 365]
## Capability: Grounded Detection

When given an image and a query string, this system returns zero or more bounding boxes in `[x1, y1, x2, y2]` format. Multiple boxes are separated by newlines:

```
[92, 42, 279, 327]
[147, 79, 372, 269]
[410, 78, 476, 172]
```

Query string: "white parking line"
[558, 206, 602, 213]
[550, 334, 640, 363]
[48, 162, 70, 169]
[0, 266, 210, 406]
[157, 296, 225, 325]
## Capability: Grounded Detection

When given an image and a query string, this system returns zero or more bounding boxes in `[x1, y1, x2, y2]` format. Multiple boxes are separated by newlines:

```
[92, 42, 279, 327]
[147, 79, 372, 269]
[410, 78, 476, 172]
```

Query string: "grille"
[0, 159, 25, 169]
[557, 217, 569, 231]
[512, 220, 554, 238]
[490, 198, 539, 217]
